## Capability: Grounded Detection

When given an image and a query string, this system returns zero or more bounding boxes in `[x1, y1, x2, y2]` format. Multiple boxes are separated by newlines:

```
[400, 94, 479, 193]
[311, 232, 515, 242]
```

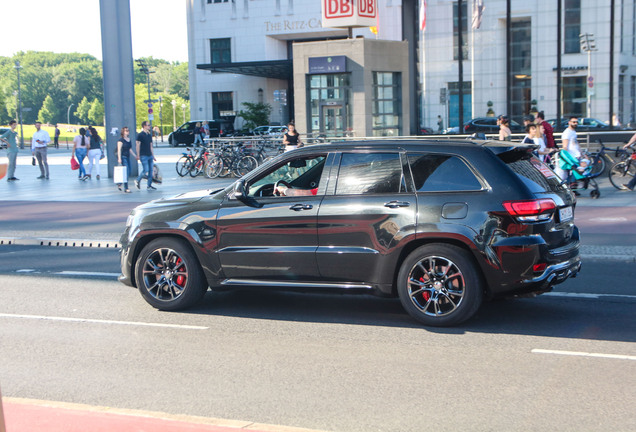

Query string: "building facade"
[186, 0, 636, 135]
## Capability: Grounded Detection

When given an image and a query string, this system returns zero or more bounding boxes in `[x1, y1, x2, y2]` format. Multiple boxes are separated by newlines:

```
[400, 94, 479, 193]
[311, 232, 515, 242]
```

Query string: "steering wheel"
[274, 180, 292, 196]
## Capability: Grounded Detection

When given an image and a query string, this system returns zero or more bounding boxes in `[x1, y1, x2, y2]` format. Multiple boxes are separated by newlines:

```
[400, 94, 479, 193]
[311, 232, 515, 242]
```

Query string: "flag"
[420, 0, 427, 32]
[472, 0, 484, 30]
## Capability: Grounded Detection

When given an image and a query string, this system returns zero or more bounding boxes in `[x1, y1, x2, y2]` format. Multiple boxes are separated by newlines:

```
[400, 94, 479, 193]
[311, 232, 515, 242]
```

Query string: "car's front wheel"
[397, 244, 483, 327]
[135, 238, 207, 311]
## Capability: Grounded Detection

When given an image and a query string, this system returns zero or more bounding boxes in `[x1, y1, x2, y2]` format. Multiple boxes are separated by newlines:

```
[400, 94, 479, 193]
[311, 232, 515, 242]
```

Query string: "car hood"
[136, 188, 225, 210]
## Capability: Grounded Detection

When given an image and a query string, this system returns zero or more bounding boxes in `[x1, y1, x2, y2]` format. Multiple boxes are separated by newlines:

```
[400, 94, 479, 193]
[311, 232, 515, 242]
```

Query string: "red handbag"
[71, 157, 79, 170]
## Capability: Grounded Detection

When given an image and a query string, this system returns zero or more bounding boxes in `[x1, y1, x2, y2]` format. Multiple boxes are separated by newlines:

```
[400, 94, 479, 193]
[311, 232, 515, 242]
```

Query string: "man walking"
[135, 121, 157, 190]
[54, 124, 60, 148]
[0, 120, 19, 181]
[535, 111, 556, 149]
[32, 121, 51, 179]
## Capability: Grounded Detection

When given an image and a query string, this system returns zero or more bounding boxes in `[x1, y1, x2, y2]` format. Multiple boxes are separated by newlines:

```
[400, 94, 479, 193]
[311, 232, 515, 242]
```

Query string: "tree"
[38, 95, 58, 123]
[88, 98, 104, 125]
[74, 96, 91, 124]
[238, 102, 272, 132]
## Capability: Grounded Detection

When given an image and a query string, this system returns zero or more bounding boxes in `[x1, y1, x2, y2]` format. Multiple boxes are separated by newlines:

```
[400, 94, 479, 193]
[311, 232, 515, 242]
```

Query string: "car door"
[316, 151, 417, 285]
[215, 152, 329, 281]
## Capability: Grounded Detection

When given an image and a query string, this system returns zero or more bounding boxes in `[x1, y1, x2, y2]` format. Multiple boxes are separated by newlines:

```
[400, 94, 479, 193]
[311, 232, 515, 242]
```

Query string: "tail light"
[464, 125, 469, 132]
[502, 199, 556, 222]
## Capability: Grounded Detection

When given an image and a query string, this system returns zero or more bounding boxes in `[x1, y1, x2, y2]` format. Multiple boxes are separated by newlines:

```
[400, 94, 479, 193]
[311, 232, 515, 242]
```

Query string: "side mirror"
[234, 179, 247, 198]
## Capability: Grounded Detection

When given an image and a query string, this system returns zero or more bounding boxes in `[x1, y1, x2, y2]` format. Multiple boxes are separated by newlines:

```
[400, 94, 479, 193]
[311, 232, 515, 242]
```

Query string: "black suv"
[168, 120, 235, 147]
[119, 140, 581, 326]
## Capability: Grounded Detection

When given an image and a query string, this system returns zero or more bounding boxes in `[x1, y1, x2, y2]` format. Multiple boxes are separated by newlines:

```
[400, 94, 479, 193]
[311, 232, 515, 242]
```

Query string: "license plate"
[559, 206, 573, 222]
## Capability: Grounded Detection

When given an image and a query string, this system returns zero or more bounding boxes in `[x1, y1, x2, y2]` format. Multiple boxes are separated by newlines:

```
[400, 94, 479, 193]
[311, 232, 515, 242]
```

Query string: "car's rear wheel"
[397, 244, 483, 327]
[135, 238, 207, 311]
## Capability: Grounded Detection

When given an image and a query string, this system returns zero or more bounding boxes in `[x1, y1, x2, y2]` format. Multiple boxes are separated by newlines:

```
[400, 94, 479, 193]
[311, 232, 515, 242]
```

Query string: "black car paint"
[120, 140, 580, 303]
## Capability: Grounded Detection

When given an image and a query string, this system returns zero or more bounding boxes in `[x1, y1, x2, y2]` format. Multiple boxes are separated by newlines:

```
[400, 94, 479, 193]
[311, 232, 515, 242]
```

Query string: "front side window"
[210, 38, 231, 64]
[336, 153, 406, 195]
[248, 155, 326, 197]
[408, 154, 482, 192]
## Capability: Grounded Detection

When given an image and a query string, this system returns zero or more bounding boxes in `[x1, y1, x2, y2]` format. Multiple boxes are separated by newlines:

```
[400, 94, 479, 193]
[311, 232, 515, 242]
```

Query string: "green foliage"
[134, 84, 189, 130]
[0, 52, 188, 126]
[74, 96, 91, 124]
[238, 102, 272, 131]
[88, 99, 104, 125]
[38, 95, 58, 123]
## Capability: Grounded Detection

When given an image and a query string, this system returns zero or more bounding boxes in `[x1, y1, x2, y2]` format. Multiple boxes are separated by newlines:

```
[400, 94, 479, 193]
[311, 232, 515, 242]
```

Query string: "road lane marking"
[55, 271, 120, 278]
[589, 217, 628, 222]
[0, 313, 208, 330]
[532, 349, 636, 361]
[544, 292, 636, 300]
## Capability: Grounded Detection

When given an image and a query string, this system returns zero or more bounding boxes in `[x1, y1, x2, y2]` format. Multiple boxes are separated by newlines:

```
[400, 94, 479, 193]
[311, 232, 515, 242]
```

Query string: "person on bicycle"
[620, 136, 636, 190]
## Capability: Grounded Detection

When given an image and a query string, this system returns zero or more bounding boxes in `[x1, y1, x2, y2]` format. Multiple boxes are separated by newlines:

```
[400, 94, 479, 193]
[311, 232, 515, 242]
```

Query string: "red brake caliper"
[175, 258, 185, 286]
[420, 277, 431, 301]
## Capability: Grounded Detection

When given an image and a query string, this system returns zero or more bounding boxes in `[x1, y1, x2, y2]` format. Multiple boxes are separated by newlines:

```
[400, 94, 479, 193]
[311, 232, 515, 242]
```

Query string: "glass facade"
[212, 92, 233, 118]
[210, 38, 231, 64]
[372, 72, 402, 136]
[307, 74, 351, 137]
[564, 0, 581, 54]
[453, 2, 469, 61]
[562, 76, 586, 118]
[510, 19, 532, 122]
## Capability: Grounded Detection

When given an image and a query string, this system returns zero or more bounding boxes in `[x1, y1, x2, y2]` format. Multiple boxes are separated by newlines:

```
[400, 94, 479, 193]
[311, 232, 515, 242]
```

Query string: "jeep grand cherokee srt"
[119, 140, 581, 326]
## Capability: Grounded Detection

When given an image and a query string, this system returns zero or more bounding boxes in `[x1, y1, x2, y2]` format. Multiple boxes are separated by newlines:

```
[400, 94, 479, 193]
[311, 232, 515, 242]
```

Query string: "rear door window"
[506, 157, 565, 193]
[408, 154, 483, 192]
[335, 153, 407, 195]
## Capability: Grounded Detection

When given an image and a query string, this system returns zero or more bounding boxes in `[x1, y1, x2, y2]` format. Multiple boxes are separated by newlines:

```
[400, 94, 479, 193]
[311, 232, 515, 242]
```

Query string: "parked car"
[546, 118, 609, 132]
[168, 120, 235, 147]
[119, 139, 581, 327]
[463, 117, 524, 134]
[0, 128, 8, 149]
[252, 125, 288, 136]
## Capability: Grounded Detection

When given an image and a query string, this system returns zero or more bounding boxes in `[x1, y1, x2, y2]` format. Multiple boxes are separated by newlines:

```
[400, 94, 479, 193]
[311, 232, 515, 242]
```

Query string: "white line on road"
[55, 271, 120, 277]
[0, 313, 208, 330]
[589, 217, 628, 222]
[532, 349, 636, 361]
[544, 292, 636, 300]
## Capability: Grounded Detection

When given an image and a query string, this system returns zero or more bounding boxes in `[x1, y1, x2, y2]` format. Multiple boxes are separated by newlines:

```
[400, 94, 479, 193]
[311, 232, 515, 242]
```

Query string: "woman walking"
[282, 122, 303, 152]
[72, 127, 88, 179]
[85, 126, 103, 180]
[116, 126, 137, 193]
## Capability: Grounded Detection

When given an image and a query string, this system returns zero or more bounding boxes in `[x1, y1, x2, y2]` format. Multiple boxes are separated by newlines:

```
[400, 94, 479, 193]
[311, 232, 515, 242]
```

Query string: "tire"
[608, 161, 636, 190]
[590, 189, 600, 199]
[397, 244, 483, 327]
[189, 157, 204, 177]
[234, 155, 258, 177]
[176, 156, 192, 177]
[588, 155, 606, 178]
[205, 156, 224, 179]
[135, 238, 207, 311]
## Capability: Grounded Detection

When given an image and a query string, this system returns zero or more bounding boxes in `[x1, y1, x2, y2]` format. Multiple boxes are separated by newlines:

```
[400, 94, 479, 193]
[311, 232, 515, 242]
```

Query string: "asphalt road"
[0, 247, 635, 432]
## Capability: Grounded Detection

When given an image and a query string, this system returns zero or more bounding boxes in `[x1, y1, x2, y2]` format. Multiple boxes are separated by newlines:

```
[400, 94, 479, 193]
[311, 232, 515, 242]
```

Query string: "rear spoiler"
[480, 142, 538, 163]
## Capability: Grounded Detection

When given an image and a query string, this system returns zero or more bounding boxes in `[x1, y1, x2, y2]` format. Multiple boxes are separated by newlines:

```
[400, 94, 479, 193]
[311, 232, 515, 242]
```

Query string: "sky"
[0, 0, 188, 63]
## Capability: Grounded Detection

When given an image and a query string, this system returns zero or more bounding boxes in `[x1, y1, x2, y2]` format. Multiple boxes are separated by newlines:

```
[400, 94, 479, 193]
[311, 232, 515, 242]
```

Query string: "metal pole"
[457, 0, 464, 129]
[506, 0, 511, 118]
[557, 0, 562, 127]
[609, 0, 615, 130]
[15, 61, 24, 149]
[587, 49, 592, 117]
[159, 95, 163, 142]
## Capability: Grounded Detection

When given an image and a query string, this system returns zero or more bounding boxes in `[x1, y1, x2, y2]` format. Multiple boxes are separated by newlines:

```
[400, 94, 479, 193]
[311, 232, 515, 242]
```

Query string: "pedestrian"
[498, 115, 511, 141]
[54, 124, 60, 148]
[85, 126, 103, 180]
[31, 121, 51, 179]
[116, 126, 137, 193]
[437, 115, 444, 133]
[620, 137, 636, 190]
[556, 117, 589, 190]
[135, 121, 157, 190]
[522, 114, 534, 130]
[202, 120, 210, 138]
[535, 111, 556, 149]
[521, 123, 536, 144]
[193, 122, 203, 145]
[282, 122, 303, 151]
[0, 120, 19, 181]
[72, 127, 88, 180]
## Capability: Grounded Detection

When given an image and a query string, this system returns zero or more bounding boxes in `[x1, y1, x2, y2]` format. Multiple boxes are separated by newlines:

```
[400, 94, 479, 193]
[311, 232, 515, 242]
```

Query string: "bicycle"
[608, 147, 636, 190]
[175, 146, 197, 177]
[188, 145, 213, 177]
[585, 140, 610, 178]
[205, 143, 258, 178]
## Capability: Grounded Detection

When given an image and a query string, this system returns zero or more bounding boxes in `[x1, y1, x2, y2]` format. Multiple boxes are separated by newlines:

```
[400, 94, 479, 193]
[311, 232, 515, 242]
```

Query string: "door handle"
[384, 201, 411, 208]
[289, 203, 313, 211]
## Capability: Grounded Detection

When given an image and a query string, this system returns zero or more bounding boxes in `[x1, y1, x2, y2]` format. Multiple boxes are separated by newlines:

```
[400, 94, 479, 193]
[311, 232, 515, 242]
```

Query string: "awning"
[196, 60, 292, 81]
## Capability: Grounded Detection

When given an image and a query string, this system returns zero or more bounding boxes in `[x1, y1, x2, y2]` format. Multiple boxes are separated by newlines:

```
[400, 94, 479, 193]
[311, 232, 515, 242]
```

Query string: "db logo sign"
[324, 0, 354, 18]
[358, 0, 375, 17]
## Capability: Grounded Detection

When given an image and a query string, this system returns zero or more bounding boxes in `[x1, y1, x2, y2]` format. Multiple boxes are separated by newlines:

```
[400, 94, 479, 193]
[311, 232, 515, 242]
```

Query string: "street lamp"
[159, 95, 163, 142]
[67, 103, 74, 126]
[580, 33, 597, 118]
[171, 99, 177, 131]
[14, 61, 24, 149]
[181, 103, 186, 124]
